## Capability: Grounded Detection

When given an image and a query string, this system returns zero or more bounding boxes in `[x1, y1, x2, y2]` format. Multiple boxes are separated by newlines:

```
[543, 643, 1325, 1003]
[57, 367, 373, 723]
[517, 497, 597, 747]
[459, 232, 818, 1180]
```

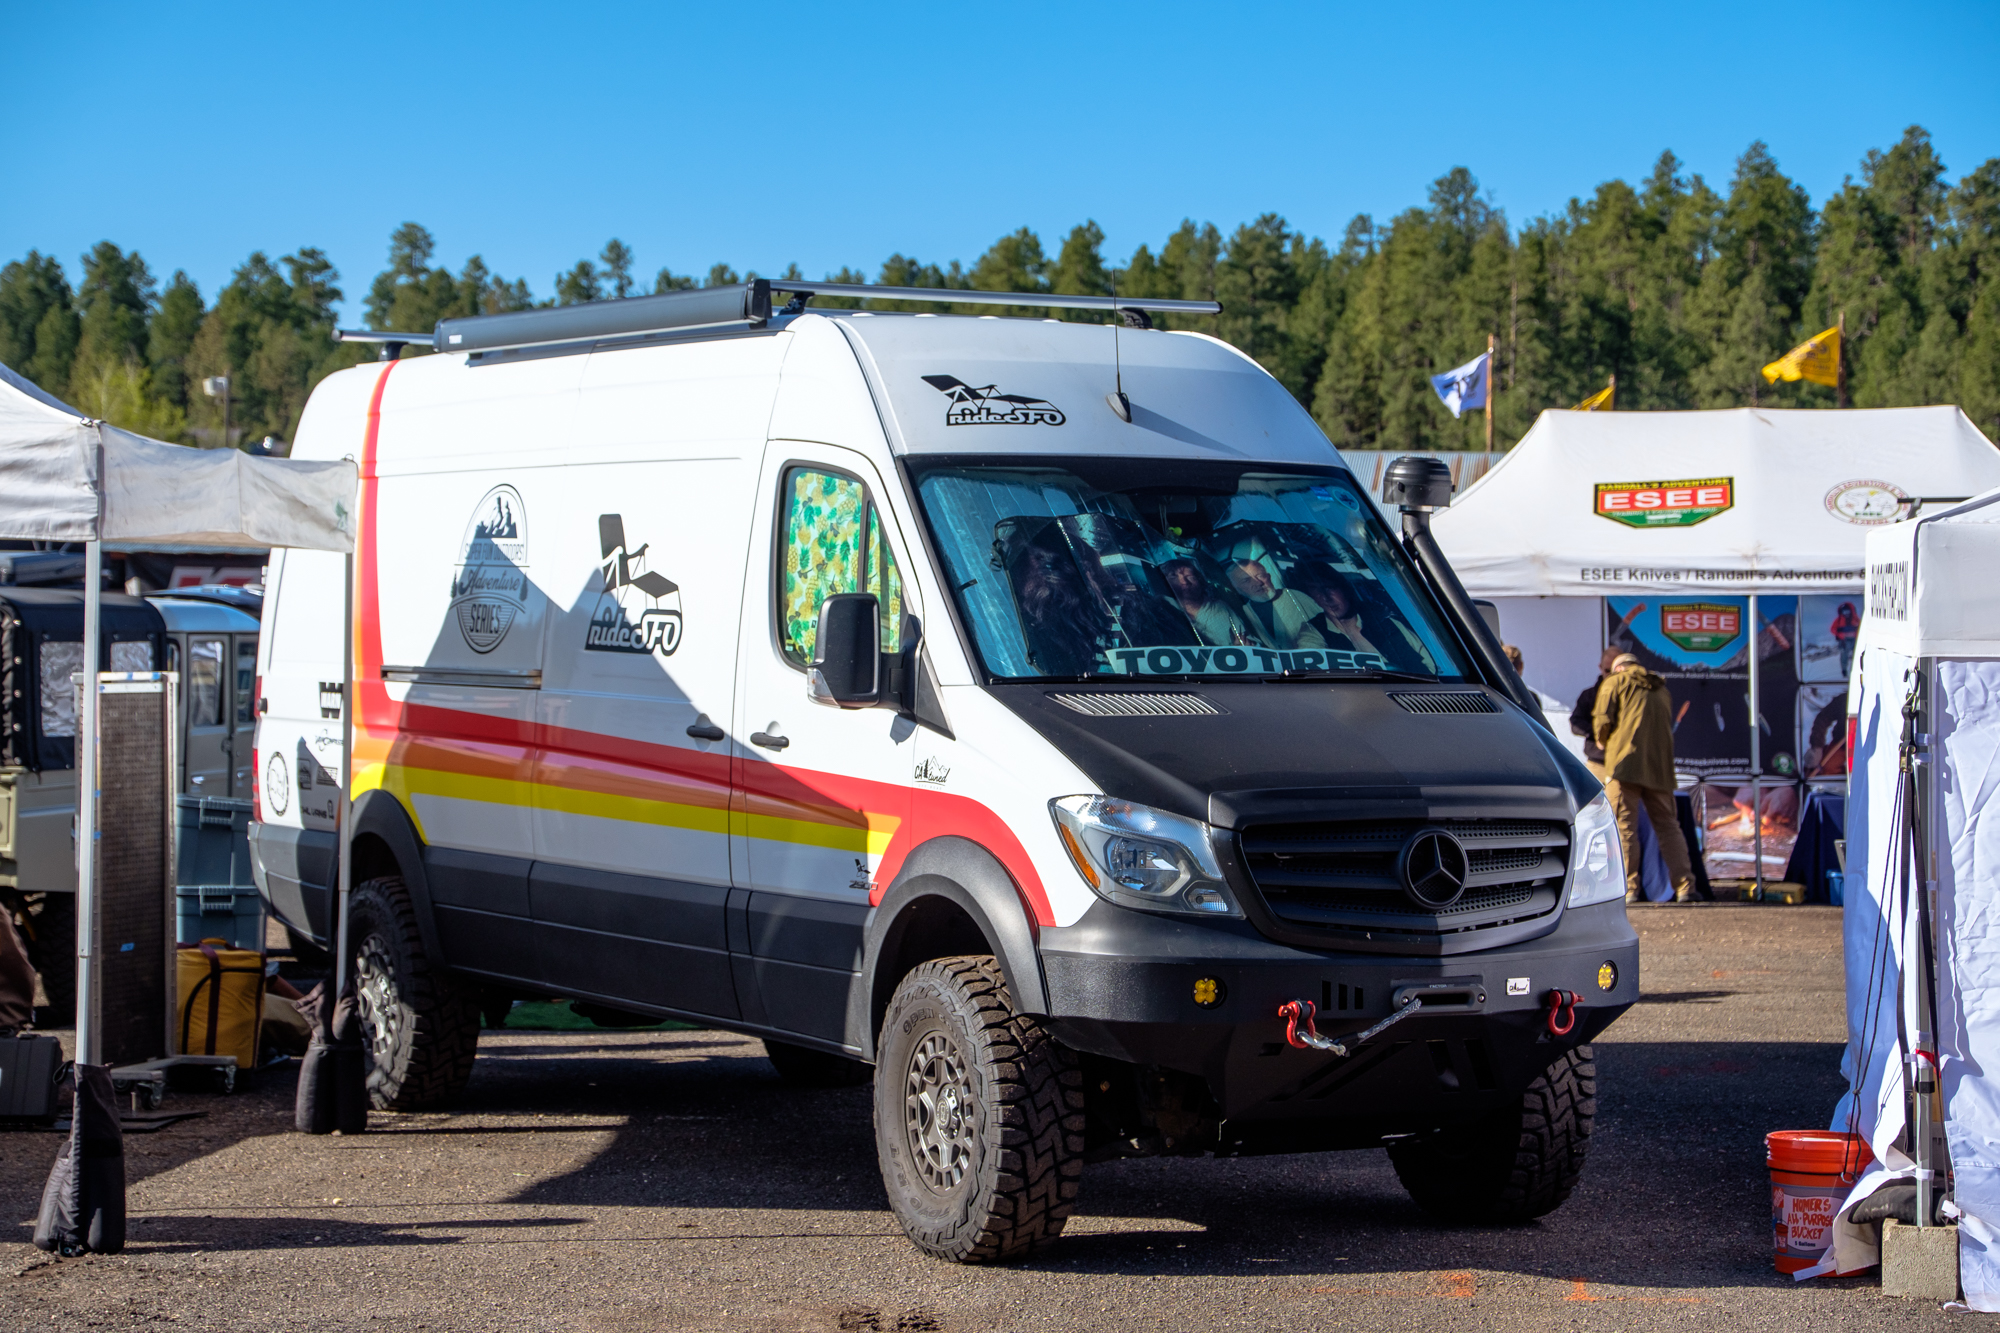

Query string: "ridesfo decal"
[1594, 477, 1733, 528]
[452, 485, 530, 654]
[1824, 479, 1909, 525]
[585, 514, 682, 657]
[921, 374, 1066, 426]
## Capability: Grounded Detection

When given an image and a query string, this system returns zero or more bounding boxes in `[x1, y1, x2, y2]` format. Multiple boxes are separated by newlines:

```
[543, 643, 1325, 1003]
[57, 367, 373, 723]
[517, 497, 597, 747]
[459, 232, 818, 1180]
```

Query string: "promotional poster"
[1602, 594, 1802, 779]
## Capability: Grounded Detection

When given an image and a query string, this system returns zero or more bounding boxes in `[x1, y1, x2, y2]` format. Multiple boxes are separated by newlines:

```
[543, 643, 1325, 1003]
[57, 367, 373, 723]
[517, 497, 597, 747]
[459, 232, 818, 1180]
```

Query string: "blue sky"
[7, 1, 1996, 323]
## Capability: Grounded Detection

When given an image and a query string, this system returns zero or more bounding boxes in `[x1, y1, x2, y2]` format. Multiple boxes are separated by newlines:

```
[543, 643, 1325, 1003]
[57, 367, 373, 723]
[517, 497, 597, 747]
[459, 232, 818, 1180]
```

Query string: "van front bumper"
[1037, 898, 1637, 1131]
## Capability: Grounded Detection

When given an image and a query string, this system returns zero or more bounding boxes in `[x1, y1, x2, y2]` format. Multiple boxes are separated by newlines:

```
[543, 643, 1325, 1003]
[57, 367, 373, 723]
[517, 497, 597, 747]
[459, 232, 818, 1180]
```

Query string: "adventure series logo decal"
[1659, 602, 1742, 652]
[1594, 477, 1733, 528]
[922, 374, 1066, 426]
[1824, 479, 1909, 525]
[585, 514, 681, 657]
[452, 485, 530, 653]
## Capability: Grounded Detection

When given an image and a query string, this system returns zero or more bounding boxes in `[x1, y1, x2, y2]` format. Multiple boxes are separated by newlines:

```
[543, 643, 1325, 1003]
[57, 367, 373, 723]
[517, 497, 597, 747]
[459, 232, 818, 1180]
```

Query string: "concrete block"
[1882, 1219, 1959, 1301]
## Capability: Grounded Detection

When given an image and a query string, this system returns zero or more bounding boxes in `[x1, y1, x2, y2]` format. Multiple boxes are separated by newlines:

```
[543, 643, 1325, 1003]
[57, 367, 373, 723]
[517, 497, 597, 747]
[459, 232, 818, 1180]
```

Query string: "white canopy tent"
[1432, 405, 2000, 709]
[0, 361, 356, 1067]
[1823, 489, 2000, 1300]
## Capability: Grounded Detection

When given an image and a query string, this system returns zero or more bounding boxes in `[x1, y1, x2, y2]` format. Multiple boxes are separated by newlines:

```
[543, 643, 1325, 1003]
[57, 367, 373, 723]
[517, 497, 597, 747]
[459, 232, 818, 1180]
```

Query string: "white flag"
[1430, 351, 1490, 419]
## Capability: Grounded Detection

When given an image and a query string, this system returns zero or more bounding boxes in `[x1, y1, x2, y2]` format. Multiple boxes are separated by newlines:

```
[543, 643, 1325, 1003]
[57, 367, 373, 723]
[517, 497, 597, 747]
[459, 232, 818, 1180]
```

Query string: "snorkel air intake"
[1384, 457, 1549, 726]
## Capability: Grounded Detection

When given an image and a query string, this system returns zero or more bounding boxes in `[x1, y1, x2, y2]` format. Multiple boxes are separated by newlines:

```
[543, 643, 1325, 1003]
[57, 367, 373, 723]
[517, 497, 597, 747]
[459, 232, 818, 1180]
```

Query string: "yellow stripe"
[368, 762, 894, 851]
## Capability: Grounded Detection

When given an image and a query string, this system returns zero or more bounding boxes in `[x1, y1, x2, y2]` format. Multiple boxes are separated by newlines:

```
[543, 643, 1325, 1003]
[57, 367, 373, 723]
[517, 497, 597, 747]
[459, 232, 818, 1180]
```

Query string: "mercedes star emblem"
[1399, 829, 1470, 910]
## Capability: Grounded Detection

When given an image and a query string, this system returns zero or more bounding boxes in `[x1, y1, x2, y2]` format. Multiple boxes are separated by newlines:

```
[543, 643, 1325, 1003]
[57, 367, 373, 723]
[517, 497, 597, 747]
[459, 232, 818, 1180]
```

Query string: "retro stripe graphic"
[343, 361, 1054, 924]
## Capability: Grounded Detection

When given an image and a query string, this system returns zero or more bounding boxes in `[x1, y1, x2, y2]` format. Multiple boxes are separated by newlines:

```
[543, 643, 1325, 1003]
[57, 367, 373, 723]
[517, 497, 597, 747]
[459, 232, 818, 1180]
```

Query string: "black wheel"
[1388, 1044, 1596, 1224]
[764, 1038, 871, 1087]
[349, 876, 480, 1110]
[873, 956, 1084, 1263]
[23, 894, 76, 1027]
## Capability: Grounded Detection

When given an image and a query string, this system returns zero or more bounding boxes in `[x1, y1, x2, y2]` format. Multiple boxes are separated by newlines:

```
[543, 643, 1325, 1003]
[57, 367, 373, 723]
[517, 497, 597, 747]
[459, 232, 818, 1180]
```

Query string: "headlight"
[1567, 791, 1628, 908]
[1050, 795, 1241, 918]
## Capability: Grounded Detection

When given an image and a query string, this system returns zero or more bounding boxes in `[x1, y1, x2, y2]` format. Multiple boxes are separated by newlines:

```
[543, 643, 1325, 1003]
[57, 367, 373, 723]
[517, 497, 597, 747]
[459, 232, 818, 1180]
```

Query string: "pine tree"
[147, 271, 204, 410]
[0, 251, 80, 398]
[601, 240, 636, 299]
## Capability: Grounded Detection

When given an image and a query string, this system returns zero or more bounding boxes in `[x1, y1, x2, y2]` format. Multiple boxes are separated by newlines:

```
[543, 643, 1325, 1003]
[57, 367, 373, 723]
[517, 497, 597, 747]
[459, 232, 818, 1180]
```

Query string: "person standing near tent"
[1594, 653, 1696, 904]
[1570, 645, 1623, 780]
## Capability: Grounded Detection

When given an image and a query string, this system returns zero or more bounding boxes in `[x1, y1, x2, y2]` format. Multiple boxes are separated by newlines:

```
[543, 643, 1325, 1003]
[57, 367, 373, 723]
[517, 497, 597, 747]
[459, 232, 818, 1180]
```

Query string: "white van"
[251, 281, 1637, 1261]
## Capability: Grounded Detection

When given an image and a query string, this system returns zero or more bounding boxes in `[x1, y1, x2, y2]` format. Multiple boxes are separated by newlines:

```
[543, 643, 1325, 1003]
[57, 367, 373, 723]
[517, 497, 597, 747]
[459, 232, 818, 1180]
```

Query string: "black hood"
[989, 682, 1596, 829]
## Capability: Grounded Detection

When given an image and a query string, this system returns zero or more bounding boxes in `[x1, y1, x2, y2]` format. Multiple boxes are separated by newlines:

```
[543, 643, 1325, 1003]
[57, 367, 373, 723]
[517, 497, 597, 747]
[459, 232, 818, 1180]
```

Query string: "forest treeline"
[3, 125, 1995, 451]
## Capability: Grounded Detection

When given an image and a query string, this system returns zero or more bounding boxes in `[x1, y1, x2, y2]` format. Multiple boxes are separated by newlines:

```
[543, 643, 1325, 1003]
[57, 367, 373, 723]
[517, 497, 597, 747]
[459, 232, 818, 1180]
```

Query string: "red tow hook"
[1279, 999, 1342, 1053]
[1545, 989, 1582, 1037]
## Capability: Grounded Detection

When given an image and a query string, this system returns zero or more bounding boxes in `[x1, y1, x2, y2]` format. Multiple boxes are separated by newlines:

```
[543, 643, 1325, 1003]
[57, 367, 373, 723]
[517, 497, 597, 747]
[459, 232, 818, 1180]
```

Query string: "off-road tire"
[874, 955, 1084, 1263]
[22, 894, 76, 1026]
[1388, 1045, 1595, 1224]
[349, 876, 479, 1110]
[765, 1038, 872, 1087]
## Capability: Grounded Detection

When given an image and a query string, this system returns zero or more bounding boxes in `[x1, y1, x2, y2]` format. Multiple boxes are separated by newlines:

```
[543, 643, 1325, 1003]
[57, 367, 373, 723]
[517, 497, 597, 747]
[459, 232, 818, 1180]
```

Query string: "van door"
[230, 634, 258, 796]
[183, 635, 231, 794]
[733, 444, 916, 1046]
[529, 459, 751, 1020]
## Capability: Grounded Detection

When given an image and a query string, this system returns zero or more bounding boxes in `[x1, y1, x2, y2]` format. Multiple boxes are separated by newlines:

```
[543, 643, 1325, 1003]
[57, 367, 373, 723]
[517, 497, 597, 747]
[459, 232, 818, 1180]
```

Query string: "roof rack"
[336, 280, 1221, 359]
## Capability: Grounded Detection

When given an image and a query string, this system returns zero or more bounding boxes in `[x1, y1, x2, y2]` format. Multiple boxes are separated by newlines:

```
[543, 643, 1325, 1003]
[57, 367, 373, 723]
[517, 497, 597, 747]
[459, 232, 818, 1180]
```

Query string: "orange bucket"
[1766, 1130, 1873, 1274]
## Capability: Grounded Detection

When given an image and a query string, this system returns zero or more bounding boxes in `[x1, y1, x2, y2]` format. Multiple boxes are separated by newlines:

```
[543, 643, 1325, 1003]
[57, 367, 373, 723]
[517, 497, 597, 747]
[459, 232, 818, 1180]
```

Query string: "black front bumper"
[1038, 898, 1636, 1133]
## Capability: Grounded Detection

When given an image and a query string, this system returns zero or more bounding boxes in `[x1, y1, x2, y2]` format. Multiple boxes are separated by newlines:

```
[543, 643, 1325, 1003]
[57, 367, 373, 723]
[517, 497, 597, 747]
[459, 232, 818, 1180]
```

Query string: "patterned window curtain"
[867, 508, 902, 651]
[781, 469, 865, 664]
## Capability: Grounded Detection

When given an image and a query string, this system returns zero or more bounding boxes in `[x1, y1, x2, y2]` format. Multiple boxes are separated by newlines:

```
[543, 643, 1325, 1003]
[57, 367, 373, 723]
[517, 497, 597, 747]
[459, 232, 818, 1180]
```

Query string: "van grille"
[1049, 692, 1224, 718]
[1238, 817, 1568, 940]
[1387, 690, 1499, 715]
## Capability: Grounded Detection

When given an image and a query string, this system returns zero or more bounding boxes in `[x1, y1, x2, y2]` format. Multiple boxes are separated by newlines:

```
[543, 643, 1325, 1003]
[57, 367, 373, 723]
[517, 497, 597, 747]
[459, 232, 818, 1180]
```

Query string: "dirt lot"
[0, 906, 1966, 1331]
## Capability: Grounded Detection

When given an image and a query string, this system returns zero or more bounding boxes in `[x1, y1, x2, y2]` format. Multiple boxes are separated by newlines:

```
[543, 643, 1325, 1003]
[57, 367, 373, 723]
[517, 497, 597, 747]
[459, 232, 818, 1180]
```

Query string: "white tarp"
[0, 359, 355, 551]
[1431, 406, 2000, 598]
[1820, 491, 2000, 1302]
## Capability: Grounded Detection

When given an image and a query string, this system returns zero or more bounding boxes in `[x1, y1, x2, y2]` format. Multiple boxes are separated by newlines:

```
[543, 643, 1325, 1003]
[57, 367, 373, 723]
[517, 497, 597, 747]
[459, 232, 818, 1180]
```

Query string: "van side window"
[189, 637, 225, 727]
[779, 467, 902, 666]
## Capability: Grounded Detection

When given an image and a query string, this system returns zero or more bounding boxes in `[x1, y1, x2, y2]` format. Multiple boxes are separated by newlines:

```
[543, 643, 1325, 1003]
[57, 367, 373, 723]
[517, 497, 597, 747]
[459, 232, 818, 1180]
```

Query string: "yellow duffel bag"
[177, 941, 265, 1069]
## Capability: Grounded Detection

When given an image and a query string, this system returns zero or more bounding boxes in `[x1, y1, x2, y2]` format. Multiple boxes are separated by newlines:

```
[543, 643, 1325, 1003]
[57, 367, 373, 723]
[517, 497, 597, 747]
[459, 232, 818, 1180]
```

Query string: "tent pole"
[1749, 593, 1762, 899]
[75, 540, 101, 1067]
[333, 551, 354, 1001]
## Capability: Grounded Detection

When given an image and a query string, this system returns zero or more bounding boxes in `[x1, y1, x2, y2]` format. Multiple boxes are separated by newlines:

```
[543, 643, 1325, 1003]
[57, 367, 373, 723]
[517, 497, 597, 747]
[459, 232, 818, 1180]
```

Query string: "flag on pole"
[1429, 351, 1490, 419]
[1573, 380, 1615, 411]
[1762, 326, 1841, 387]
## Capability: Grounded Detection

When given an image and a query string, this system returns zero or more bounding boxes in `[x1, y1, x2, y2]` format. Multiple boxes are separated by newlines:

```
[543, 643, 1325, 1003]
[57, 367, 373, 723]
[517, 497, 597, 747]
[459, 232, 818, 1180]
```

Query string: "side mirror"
[807, 593, 880, 708]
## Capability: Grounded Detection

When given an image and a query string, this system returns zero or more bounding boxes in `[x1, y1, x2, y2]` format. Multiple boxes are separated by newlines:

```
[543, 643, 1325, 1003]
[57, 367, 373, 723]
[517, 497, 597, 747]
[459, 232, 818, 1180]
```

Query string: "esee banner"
[1602, 594, 1801, 779]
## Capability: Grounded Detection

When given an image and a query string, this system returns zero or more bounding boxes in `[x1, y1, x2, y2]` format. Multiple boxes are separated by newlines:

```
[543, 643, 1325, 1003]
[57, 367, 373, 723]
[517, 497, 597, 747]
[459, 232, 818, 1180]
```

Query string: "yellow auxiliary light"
[1597, 961, 1618, 992]
[1193, 977, 1225, 1008]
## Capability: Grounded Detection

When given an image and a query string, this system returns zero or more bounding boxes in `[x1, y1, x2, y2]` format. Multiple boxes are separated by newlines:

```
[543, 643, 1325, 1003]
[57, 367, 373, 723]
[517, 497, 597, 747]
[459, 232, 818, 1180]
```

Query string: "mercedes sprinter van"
[251, 282, 1637, 1261]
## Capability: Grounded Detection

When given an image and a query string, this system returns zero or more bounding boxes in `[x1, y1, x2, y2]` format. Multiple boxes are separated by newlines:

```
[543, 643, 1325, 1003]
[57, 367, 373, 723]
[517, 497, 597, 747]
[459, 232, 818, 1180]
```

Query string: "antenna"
[1106, 278, 1132, 423]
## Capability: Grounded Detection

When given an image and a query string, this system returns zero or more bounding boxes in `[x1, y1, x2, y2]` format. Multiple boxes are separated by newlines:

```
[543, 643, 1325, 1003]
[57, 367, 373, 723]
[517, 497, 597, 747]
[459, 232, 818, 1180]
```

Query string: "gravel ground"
[0, 905, 1972, 1331]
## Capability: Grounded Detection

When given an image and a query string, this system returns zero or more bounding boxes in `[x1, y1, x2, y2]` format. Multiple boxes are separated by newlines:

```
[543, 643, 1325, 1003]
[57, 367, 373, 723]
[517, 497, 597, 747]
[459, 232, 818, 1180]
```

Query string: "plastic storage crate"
[175, 796, 263, 951]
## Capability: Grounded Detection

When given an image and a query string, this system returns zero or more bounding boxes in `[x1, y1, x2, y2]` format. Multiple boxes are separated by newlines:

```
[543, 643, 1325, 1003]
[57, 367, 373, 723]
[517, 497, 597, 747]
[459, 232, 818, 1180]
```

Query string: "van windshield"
[908, 456, 1475, 683]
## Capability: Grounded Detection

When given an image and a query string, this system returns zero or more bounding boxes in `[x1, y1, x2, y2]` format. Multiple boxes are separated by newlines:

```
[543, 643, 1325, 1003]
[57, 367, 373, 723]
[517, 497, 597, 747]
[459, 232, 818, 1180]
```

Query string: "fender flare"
[855, 835, 1048, 1059]
[348, 789, 442, 965]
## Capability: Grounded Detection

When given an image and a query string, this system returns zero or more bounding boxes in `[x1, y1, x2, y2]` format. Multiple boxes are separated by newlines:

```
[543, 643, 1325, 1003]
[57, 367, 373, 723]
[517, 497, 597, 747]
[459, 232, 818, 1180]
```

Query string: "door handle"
[686, 714, 725, 742]
[750, 728, 790, 751]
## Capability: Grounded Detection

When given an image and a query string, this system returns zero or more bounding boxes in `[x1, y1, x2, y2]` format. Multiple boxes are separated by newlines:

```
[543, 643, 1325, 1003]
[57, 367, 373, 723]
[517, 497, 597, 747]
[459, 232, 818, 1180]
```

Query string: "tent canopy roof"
[1430, 406, 2000, 597]
[0, 360, 356, 552]
[1864, 486, 2000, 657]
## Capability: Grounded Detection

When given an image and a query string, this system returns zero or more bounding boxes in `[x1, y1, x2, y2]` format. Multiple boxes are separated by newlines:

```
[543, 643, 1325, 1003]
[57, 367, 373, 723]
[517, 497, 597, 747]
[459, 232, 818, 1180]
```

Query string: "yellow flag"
[1762, 326, 1841, 388]
[1573, 382, 1615, 412]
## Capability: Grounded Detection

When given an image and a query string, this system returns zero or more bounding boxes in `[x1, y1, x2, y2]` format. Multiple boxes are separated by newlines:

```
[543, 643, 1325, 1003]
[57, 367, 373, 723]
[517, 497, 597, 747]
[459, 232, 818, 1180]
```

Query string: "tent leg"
[334, 552, 354, 999]
[1748, 593, 1762, 899]
[75, 541, 100, 1066]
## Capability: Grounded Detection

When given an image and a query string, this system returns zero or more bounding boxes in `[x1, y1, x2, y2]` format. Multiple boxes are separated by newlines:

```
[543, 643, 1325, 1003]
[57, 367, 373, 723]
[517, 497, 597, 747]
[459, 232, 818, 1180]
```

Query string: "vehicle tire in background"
[764, 1038, 871, 1087]
[1388, 1044, 1596, 1223]
[349, 876, 479, 1110]
[22, 894, 76, 1027]
[873, 955, 1084, 1263]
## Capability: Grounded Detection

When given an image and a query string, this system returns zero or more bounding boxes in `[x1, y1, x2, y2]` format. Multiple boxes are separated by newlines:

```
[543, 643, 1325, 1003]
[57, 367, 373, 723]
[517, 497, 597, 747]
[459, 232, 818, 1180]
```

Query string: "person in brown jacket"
[1593, 653, 1695, 904]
